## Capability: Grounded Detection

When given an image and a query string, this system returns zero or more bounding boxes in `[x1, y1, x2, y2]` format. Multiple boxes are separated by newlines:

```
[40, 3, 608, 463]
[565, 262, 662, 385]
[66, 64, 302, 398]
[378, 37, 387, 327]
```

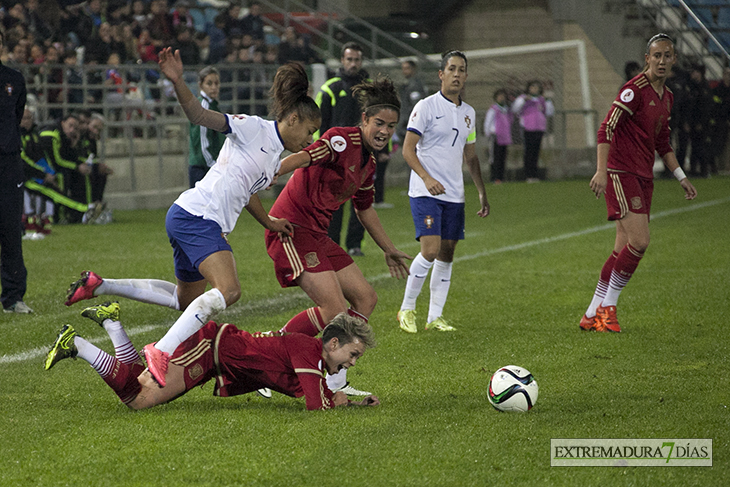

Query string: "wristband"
[673, 167, 686, 181]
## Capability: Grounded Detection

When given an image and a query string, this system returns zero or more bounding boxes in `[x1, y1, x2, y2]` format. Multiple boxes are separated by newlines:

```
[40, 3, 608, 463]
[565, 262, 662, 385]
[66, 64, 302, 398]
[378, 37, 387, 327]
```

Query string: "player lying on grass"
[44, 303, 379, 410]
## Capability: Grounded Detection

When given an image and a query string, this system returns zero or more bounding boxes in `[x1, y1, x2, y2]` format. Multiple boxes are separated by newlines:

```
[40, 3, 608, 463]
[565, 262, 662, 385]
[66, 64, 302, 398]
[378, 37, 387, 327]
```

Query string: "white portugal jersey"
[407, 92, 477, 203]
[175, 114, 284, 234]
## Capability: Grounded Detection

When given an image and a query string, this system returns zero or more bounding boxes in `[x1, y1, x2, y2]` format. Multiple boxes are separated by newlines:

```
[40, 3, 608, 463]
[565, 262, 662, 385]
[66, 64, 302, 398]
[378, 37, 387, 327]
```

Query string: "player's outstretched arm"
[245, 193, 294, 237]
[158, 47, 227, 132]
[277, 150, 312, 177]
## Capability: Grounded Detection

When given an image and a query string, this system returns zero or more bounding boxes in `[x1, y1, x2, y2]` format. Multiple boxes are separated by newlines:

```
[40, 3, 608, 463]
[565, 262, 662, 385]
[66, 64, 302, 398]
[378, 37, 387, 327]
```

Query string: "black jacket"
[315, 68, 369, 137]
[0, 61, 27, 155]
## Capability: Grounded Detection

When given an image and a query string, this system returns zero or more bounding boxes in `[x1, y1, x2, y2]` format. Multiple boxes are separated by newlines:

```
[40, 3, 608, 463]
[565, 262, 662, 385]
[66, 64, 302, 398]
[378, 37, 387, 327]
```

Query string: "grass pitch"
[1, 177, 728, 486]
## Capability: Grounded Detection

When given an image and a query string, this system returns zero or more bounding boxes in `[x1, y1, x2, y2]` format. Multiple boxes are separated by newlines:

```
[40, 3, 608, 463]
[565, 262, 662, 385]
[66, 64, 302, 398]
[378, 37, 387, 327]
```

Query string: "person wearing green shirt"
[188, 67, 225, 187]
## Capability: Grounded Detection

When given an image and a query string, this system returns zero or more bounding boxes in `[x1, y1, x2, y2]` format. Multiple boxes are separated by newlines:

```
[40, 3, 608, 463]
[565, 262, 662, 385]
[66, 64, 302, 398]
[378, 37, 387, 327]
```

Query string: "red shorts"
[265, 226, 354, 288]
[605, 171, 653, 221]
[169, 320, 222, 392]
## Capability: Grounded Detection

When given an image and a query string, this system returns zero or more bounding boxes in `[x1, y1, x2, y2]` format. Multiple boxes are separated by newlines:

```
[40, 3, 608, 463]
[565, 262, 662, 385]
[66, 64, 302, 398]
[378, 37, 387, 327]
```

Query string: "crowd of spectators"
[0, 0, 324, 118]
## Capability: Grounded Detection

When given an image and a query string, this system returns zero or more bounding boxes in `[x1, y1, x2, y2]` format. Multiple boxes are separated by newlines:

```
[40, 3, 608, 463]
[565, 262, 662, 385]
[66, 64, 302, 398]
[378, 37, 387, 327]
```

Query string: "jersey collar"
[439, 90, 462, 106]
[273, 121, 285, 149]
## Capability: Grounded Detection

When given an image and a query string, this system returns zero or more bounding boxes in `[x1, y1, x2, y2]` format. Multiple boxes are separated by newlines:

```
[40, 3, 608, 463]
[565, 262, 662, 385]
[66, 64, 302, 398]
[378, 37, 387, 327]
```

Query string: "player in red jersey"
[264, 77, 411, 395]
[44, 303, 380, 410]
[580, 34, 697, 333]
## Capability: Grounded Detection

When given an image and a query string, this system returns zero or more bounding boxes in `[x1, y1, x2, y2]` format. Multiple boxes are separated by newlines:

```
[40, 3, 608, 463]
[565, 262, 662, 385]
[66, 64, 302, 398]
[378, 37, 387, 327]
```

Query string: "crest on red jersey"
[188, 364, 204, 381]
[631, 197, 642, 210]
[305, 252, 320, 268]
[330, 135, 347, 152]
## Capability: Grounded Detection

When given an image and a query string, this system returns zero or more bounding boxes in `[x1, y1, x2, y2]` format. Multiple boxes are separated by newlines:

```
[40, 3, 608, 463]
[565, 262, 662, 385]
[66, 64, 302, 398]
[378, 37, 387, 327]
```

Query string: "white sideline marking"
[2, 197, 727, 366]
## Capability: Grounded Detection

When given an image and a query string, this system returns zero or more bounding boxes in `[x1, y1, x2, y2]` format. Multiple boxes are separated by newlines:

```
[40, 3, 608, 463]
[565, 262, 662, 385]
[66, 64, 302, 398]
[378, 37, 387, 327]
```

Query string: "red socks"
[280, 307, 325, 336]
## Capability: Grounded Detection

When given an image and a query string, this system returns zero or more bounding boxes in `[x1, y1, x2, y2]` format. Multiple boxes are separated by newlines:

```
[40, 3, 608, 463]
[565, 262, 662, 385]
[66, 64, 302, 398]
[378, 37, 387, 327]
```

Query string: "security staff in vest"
[316, 42, 370, 256]
[0, 30, 32, 314]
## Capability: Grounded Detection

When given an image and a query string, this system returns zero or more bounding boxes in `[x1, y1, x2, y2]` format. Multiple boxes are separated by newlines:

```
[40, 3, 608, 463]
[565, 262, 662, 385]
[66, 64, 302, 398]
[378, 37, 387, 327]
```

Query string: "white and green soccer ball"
[488, 365, 538, 412]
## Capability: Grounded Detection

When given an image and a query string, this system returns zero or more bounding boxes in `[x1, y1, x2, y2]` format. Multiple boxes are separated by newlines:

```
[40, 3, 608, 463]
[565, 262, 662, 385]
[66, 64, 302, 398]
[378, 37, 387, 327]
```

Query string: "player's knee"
[630, 235, 650, 253]
[218, 284, 241, 307]
[420, 249, 438, 262]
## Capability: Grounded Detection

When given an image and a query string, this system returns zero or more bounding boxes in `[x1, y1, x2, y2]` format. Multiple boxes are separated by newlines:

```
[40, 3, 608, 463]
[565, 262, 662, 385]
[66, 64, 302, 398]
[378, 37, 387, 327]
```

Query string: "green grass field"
[2, 177, 728, 486]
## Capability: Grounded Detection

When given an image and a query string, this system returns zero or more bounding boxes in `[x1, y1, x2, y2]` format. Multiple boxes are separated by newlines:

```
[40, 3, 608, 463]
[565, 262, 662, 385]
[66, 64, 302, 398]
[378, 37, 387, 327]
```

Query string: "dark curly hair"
[352, 75, 401, 119]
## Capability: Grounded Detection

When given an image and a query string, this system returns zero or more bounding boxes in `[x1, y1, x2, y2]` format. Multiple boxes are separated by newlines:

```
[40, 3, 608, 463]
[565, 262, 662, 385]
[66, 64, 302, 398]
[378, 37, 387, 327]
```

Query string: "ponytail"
[269, 63, 320, 122]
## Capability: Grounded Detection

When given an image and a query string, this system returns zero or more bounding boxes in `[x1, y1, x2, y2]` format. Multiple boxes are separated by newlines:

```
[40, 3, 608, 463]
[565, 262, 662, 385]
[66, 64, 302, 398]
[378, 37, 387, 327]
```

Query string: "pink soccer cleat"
[65, 271, 103, 306]
[143, 343, 170, 387]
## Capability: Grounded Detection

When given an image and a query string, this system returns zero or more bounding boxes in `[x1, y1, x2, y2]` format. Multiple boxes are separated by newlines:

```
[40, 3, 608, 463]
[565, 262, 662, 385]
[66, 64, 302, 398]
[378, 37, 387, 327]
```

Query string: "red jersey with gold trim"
[172, 321, 335, 410]
[597, 73, 674, 180]
[270, 126, 376, 233]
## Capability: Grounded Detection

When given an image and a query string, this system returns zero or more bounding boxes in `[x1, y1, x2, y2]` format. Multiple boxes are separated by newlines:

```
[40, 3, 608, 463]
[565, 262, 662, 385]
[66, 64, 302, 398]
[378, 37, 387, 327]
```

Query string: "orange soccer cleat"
[579, 314, 598, 331]
[596, 305, 621, 333]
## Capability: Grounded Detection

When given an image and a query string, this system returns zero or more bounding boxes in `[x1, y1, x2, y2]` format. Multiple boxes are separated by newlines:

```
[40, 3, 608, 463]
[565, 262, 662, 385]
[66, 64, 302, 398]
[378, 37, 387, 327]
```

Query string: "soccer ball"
[488, 365, 539, 412]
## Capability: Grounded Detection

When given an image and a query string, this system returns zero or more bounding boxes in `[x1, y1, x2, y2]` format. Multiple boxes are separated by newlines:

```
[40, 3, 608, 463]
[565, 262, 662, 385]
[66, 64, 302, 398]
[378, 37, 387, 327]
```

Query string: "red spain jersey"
[597, 73, 674, 180]
[270, 126, 376, 233]
[175, 321, 335, 410]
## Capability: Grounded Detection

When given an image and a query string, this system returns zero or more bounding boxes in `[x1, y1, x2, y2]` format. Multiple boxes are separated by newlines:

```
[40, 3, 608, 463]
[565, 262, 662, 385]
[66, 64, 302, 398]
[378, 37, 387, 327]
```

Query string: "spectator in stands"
[148, 0, 174, 44]
[483, 88, 513, 184]
[240, 1, 265, 48]
[62, 49, 85, 106]
[512, 80, 554, 182]
[130, 0, 151, 37]
[277, 26, 308, 65]
[171, 26, 200, 65]
[223, 2, 244, 38]
[41, 46, 64, 118]
[40, 113, 90, 224]
[137, 29, 160, 63]
[116, 23, 140, 63]
[86, 22, 127, 65]
[686, 63, 712, 177]
[59, 1, 95, 47]
[25, 0, 54, 40]
[710, 67, 730, 174]
[108, 0, 132, 27]
[187, 66, 224, 187]
[195, 31, 211, 64]
[29, 43, 44, 64]
[207, 14, 227, 64]
[172, 0, 194, 30]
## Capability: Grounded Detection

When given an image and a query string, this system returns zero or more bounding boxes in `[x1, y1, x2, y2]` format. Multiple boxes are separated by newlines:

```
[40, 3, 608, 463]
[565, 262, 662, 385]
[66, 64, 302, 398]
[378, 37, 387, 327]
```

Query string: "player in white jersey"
[65, 48, 321, 387]
[397, 50, 490, 333]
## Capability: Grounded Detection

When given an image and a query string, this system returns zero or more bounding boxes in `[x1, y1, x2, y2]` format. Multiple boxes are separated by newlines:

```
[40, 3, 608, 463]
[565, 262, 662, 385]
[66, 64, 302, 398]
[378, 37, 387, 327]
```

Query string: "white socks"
[585, 279, 609, 318]
[400, 254, 453, 322]
[75, 337, 114, 378]
[326, 368, 348, 391]
[96, 279, 180, 310]
[103, 319, 140, 365]
[400, 253, 434, 310]
[155, 288, 226, 354]
[428, 260, 452, 323]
